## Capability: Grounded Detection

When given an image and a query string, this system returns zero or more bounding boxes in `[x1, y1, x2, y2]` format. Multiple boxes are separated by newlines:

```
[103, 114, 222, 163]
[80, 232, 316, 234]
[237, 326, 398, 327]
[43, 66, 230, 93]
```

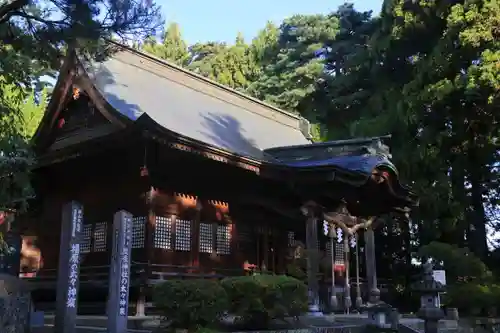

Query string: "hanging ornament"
[350, 235, 357, 248]
[322, 220, 329, 236]
[336, 228, 343, 243]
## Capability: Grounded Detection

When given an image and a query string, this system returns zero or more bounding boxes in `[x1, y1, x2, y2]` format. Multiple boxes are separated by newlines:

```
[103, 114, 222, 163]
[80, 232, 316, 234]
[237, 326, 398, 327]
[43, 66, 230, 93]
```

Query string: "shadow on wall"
[199, 112, 263, 159]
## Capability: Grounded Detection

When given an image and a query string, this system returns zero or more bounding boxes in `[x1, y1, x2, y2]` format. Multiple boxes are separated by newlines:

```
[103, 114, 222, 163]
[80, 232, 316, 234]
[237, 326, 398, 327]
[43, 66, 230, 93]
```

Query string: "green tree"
[0, 83, 46, 211]
[187, 33, 260, 90]
[248, 13, 340, 121]
[143, 22, 190, 66]
[0, 0, 164, 211]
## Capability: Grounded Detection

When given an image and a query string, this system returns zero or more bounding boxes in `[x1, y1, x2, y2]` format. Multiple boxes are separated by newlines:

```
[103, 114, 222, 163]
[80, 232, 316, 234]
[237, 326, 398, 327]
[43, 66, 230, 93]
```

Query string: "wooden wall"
[18, 136, 306, 280]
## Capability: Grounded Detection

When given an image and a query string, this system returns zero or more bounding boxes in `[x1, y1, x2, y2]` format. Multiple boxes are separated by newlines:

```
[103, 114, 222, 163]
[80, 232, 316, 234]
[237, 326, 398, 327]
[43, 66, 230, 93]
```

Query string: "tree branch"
[0, 0, 30, 24]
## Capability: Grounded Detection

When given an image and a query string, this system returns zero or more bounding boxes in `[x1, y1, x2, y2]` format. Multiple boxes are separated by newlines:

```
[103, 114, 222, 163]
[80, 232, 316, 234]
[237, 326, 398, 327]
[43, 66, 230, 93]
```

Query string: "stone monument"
[107, 210, 133, 333]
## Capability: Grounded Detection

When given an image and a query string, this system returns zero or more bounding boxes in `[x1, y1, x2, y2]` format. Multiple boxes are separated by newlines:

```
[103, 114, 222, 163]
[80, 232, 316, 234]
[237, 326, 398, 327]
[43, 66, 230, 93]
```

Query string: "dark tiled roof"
[82, 44, 311, 161]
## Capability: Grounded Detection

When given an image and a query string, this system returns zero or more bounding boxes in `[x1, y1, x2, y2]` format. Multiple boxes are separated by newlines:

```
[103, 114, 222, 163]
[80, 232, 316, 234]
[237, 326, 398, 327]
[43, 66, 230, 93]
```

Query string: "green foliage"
[0, 82, 47, 211]
[0, 0, 164, 212]
[220, 275, 307, 328]
[419, 241, 492, 282]
[446, 282, 500, 316]
[153, 279, 228, 331]
[142, 23, 190, 66]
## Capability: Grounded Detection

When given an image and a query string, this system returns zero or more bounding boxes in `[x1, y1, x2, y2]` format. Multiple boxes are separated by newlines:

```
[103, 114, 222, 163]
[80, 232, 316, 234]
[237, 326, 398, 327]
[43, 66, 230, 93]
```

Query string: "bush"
[446, 282, 500, 316]
[153, 279, 229, 331]
[220, 275, 307, 329]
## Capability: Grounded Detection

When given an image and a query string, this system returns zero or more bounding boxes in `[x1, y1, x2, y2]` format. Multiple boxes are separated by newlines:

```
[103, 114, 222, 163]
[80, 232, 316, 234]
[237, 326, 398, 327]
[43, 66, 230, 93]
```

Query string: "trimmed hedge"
[153, 279, 228, 331]
[152, 275, 308, 331]
[220, 275, 308, 328]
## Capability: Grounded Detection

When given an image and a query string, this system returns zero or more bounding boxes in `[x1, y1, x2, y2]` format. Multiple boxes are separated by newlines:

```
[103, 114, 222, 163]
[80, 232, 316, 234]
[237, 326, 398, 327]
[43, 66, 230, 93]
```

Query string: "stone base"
[0, 274, 32, 333]
[308, 306, 324, 317]
[361, 302, 399, 331]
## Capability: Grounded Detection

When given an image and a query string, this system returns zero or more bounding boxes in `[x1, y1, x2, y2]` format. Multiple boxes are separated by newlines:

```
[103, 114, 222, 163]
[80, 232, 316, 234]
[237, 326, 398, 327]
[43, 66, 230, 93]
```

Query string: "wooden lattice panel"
[154, 216, 172, 249]
[81, 224, 92, 253]
[199, 223, 213, 253]
[175, 219, 191, 251]
[93, 222, 107, 252]
[335, 241, 344, 265]
[216, 224, 231, 255]
[132, 216, 146, 249]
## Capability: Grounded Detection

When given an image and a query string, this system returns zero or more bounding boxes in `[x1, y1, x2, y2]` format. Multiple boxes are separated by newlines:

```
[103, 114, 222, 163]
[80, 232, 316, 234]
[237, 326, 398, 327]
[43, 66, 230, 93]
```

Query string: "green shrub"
[220, 275, 307, 329]
[446, 282, 500, 316]
[153, 279, 229, 331]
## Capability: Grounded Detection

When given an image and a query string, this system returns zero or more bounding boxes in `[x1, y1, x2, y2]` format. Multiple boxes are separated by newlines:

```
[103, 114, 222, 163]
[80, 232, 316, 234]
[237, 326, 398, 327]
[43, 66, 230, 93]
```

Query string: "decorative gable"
[48, 91, 118, 151]
[54, 93, 109, 137]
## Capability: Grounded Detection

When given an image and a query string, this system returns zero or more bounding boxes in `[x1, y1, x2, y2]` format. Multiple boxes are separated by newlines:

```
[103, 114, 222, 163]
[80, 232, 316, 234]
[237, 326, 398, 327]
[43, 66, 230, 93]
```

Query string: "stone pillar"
[364, 226, 380, 303]
[305, 213, 321, 315]
[55, 201, 83, 333]
[107, 210, 133, 333]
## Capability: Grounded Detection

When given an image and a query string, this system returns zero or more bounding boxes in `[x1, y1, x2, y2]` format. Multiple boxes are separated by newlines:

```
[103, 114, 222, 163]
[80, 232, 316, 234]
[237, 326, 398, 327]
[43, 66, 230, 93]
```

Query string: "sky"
[158, 0, 382, 45]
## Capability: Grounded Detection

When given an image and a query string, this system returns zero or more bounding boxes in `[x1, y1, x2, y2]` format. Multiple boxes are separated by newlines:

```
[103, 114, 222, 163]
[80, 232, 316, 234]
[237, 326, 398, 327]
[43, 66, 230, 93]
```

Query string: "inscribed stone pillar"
[107, 210, 133, 333]
[305, 215, 321, 314]
[364, 226, 380, 303]
[55, 201, 83, 333]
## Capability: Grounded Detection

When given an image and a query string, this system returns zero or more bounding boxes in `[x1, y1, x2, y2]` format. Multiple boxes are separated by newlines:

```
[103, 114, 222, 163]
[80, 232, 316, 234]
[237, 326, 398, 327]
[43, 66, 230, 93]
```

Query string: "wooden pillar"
[136, 187, 155, 317]
[302, 204, 321, 315]
[364, 226, 380, 303]
[192, 201, 202, 267]
[262, 226, 269, 271]
[343, 235, 351, 313]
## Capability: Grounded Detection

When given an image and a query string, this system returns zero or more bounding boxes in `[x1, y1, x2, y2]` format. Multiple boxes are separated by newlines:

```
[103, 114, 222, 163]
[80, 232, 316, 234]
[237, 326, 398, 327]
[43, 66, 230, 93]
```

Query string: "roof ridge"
[106, 40, 310, 133]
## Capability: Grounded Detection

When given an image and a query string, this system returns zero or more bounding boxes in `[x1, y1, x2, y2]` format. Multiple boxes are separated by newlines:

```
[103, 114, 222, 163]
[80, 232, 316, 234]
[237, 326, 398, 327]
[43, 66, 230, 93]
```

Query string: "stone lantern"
[411, 262, 445, 333]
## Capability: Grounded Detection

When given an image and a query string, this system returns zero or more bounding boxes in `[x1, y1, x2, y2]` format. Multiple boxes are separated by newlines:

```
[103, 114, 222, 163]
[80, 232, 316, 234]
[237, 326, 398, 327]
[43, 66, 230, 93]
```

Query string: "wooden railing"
[20, 261, 261, 288]
[22, 262, 394, 293]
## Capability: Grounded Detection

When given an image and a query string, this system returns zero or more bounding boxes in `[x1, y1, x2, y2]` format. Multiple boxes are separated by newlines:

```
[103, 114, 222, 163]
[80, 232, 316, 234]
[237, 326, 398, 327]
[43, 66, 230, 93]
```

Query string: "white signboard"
[433, 270, 446, 286]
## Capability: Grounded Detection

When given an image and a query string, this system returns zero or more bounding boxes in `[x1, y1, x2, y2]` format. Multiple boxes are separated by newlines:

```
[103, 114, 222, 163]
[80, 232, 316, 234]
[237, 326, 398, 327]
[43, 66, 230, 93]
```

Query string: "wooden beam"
[323, 212, 376, 236]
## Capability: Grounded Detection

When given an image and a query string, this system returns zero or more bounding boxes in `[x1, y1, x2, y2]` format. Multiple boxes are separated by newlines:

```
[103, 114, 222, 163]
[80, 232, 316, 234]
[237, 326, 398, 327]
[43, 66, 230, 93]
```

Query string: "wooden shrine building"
[18, 41, 417, 313]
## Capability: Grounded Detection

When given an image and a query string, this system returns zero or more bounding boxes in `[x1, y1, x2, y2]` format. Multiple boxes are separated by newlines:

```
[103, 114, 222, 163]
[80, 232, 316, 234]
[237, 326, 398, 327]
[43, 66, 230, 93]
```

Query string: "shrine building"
[17, 41, 417, 314]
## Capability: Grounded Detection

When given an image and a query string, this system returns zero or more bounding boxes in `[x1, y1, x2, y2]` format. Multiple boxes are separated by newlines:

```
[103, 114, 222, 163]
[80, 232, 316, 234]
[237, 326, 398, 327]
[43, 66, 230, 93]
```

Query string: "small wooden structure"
[16, 42, 417, 314]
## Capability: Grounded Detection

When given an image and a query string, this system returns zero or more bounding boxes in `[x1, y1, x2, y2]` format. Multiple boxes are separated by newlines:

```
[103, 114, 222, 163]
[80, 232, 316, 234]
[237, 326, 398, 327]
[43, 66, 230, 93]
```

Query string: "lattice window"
[325, 241, 345, 264]
[287, 231, 295, 247]
[93, 222, 107, 252]
[335, 242, 344, 265]
[199, 223, 213, 253]
[81, 224, 92, 253]
[326, 241, 332, 257]
[216, 224, 231, 255]
[154, 216, 172, 249]
[175, 219, 191, 251]
[132, 216, 146, 249]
